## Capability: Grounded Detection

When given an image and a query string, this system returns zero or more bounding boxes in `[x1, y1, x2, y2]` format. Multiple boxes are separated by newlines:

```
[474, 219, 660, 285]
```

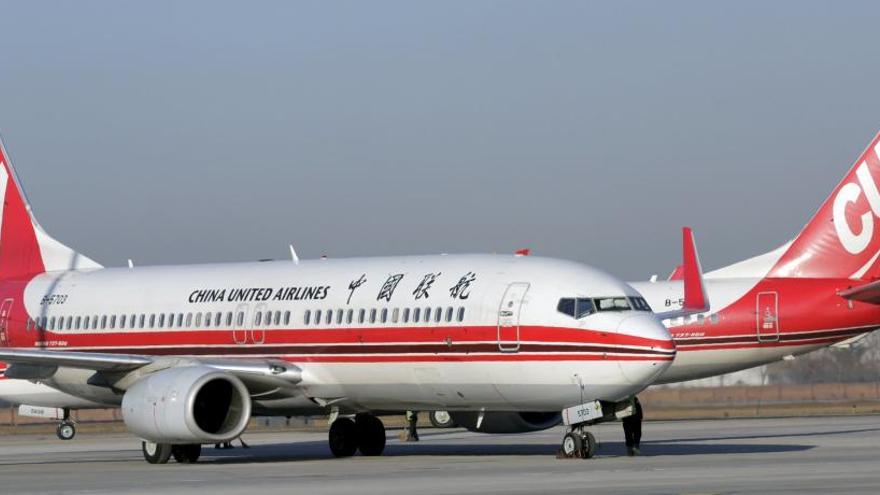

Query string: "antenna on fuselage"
[289, 244, 300, 265]
[127, 259, 134, 268]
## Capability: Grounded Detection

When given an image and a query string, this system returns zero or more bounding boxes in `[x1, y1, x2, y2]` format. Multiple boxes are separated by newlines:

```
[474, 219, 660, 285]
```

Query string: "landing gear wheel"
[429, 410, 456, 428]
[561, 432, 583, 458]
[328, 418, 358, 457]
[142, 441, 173, 464]
[355, 414, 386, 456]
[171, 444, 202, 464]
[582, 431, 597, 459]
[56, 421, 76, 441]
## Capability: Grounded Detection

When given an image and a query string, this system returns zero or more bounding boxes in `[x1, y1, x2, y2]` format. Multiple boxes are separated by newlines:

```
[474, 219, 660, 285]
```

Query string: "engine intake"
[121, 366, 251, 444]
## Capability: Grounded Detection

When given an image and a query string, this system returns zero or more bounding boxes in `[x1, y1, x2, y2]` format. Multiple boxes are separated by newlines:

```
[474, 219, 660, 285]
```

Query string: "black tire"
[142, 441, 173, 464]
[328, 418, 358, 458]
[172, 444, 202, 464]
[561, 432, 583, 458]
[56, 422, 76, 441]
[582, 431, 597, 459]
[355, 414, 386, 456]
[428, 410, 456, 429]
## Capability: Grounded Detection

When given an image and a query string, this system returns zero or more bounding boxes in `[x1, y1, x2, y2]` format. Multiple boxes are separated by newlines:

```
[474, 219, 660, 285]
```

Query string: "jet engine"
[449, 411, 561, 434]
[121, 366, 251, 444]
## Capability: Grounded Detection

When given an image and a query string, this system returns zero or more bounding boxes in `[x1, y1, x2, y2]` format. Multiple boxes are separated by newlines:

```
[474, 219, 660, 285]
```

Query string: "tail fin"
[712, 131, 880, 280]
[0, 135, 101, 277]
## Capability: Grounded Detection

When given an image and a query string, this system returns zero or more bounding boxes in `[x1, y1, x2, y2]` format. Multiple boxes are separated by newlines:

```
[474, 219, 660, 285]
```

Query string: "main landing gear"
[328, 414, 386, 457]
[141, 442, 202, 464]
[56, 409, 76, 441]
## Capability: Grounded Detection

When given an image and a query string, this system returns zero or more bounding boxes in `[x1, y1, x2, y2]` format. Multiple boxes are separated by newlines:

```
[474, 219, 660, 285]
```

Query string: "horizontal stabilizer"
[838, 280, 880, 304]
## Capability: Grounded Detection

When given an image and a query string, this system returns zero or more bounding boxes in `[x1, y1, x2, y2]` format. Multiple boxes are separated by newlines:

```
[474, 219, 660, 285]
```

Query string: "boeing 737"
[0, 136, 679, 463]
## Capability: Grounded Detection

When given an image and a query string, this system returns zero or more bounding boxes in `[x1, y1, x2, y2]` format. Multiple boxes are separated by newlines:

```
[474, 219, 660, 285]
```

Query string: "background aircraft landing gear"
[328, 414, 387, 457]
[56, 409, 75, 441]
[560, 427, 597, 459]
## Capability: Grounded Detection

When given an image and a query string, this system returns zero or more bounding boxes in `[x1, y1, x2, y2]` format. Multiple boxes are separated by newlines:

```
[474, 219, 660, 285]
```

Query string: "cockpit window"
[557, 298, 575, 318]
[575, 298, 595, 318]
[595, 297, 631, 311]
[629, 297, 652, 311]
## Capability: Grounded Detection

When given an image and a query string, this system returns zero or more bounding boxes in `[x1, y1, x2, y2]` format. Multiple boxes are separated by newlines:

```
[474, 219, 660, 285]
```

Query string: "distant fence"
[641, 382, 880, 407]
[2, 383, 879, 427]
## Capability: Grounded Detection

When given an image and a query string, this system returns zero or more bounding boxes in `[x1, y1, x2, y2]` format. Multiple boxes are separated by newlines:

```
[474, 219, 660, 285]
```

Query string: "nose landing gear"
[560, 428, 597, 459]
[55, 409, 75, 441]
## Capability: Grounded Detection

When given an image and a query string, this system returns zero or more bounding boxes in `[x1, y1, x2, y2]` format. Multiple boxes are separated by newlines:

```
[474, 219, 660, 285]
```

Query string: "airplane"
[0, 135, 681, 463]
[426, 130, 880, 430]
[632, 130, 880, 386]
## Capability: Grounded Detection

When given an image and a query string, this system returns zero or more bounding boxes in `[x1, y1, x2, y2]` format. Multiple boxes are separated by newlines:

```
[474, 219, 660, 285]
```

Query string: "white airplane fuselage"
[0, 255, 674, 414]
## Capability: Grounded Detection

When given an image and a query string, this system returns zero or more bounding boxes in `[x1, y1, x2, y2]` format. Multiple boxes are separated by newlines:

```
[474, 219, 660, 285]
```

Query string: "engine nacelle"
[121, 366, 251, 444]
[449, 411, 561, 434]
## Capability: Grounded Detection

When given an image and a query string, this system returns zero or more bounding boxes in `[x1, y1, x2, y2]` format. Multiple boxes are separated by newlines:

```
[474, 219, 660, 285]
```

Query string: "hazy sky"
[2, 1, 880, 280]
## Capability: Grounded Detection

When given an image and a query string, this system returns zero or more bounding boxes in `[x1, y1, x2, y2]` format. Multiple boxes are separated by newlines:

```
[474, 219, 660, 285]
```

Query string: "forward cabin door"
[756, 291, 780, 342]
[498, 282, 529, 352]
[0, 298, 11, 346]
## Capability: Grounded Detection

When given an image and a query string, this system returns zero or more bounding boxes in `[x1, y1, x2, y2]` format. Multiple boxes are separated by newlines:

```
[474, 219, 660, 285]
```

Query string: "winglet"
[682, 227, 709, 312]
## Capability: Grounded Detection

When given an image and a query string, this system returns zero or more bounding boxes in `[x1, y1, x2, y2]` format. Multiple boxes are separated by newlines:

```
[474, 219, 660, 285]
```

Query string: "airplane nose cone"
[615, 313, 676, 387]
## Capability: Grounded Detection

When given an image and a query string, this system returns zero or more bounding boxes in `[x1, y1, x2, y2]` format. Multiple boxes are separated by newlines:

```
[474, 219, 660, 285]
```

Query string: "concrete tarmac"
[0, 415, 878, 495]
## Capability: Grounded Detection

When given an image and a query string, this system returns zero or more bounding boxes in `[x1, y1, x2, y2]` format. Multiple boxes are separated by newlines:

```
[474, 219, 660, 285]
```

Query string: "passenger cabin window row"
[26, 306, 467, 332]
[303, 306, 466, 326]
[556, 296, 652, 319]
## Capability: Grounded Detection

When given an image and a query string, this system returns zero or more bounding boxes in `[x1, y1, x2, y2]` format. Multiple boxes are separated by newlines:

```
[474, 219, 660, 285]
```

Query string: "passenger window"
[255, 312, 263, 326]
[67, 316, 73, 330]
[369, 309, 377, 323]
[445, 307, 453, 322]
[109, 315, 116, 329]
[176, 313, 184, 327]
[149, 314, 155, 328]
[204, 313, 212, 327]
[336, 309, 344, 325]
[91, 316, 98, 330]
[697, 314, 705, 325]
[346, 309, 353, 324]
[380, 308, 388, 323]
[424, 307, 431, 322]
[100, 315, 107, 329]
[392, 308, 399, 323]
[402, 307, 410, 323]
[236, 312, 244, 326]
[195, 313, 203, 327]
[557, 298, 575, 318]
[138, 314, 145, 328]
[185, 313, 192, 327]
[457, 307, 465, 322]
[576, 298, 595, 319]
[710, 314, 719, 325]
[413, 307, 421, 323]
[358, 308, 366, 324]
[83, 316, 90, 329]
[325, 309, 333, 325]
[434, 307, 442, 323]
[284, 311, 291, 325]
[226, 312, 233, 326]
[304, 310, 312, 325]
[75, 316, 82, 330]
[314, 310, 322, 325]
[157, 314, 165, 328]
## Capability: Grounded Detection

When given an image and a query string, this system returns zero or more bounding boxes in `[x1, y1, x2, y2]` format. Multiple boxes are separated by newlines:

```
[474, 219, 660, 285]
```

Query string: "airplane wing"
[0, 348, 302, 393]
[838, 280, 880, 305]
[654, 227, 710, 320]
